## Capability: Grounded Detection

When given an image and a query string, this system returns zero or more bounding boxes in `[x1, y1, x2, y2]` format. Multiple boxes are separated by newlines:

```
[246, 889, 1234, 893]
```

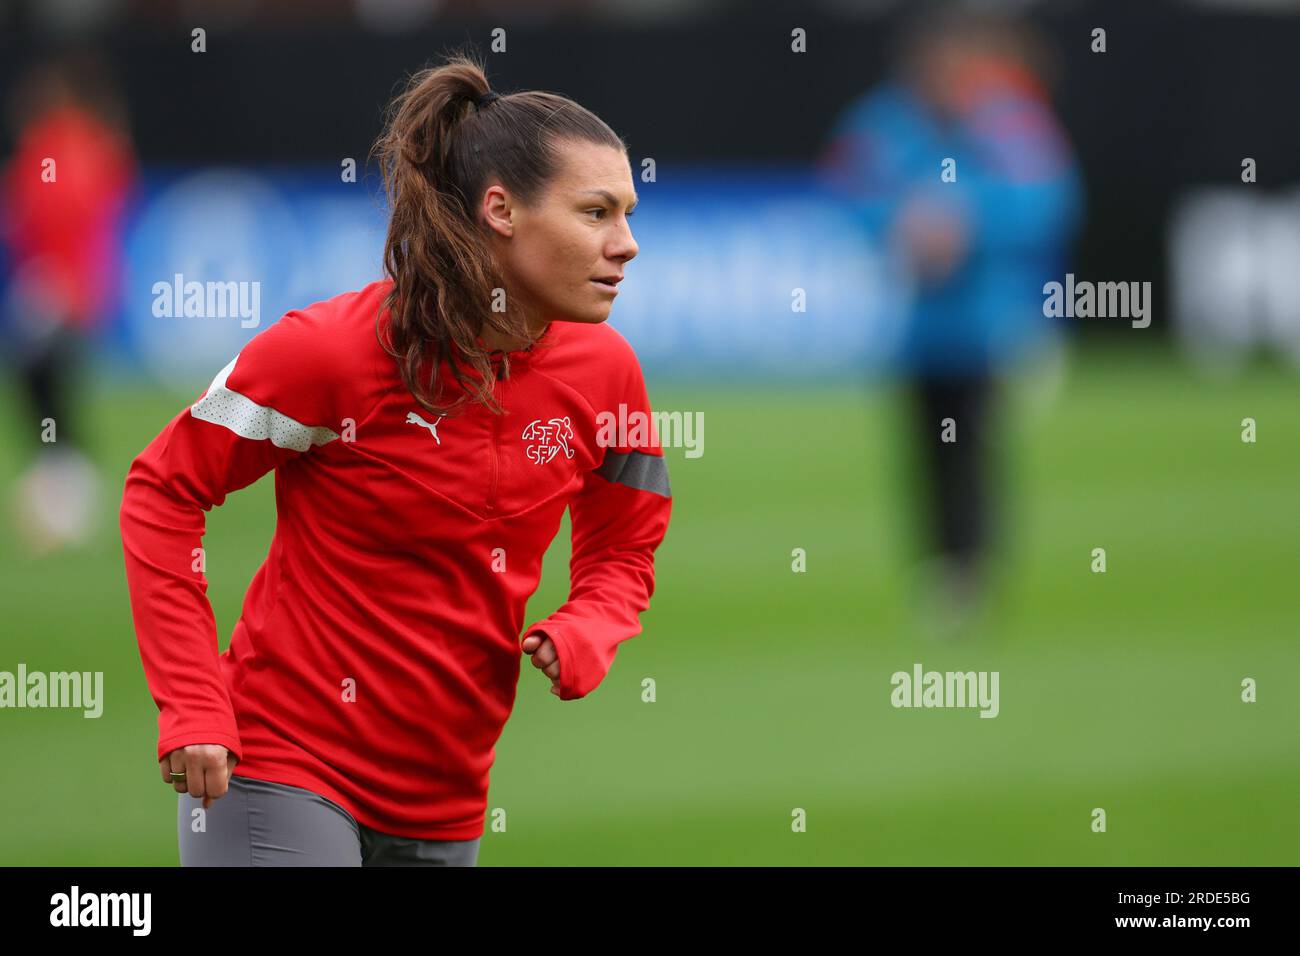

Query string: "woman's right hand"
[160, 745, 239, 809]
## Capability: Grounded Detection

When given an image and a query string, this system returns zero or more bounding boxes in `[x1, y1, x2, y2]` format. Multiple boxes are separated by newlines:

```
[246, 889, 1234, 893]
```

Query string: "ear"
[481, 183, 514, 238]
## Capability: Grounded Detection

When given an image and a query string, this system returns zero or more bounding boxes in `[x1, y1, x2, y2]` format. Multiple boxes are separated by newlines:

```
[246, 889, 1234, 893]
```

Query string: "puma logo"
[406, 411, 444, 444]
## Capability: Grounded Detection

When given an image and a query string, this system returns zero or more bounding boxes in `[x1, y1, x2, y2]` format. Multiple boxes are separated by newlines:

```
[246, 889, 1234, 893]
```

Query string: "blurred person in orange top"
[1, 49, 139, 554]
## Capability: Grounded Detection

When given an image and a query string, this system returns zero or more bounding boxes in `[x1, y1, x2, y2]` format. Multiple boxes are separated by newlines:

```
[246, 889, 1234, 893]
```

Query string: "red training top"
[119, 278, 673, 839]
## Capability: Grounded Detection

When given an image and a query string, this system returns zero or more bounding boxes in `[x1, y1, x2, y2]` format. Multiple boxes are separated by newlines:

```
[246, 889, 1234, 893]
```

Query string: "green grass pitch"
[1, 342, 1295, 865]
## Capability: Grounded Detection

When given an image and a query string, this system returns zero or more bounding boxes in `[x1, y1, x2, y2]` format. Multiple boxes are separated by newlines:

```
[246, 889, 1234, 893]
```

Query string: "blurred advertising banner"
[1169, 187, 1300, 373]
[113, 166, 910, 386]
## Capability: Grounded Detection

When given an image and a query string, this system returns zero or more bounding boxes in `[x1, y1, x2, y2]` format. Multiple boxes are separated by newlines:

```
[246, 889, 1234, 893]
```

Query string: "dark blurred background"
[5, 0, 1300, 348]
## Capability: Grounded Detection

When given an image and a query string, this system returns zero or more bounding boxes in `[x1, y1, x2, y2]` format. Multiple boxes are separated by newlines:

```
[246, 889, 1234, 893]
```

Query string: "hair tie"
[474, 91, 500, 111]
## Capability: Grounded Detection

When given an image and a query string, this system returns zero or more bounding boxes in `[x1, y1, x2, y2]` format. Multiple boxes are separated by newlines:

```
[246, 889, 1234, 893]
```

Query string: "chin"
[565, 305, 612, 325]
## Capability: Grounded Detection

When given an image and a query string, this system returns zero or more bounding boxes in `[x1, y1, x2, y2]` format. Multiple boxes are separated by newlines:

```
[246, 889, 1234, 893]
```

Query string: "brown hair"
[371, 49, 627, 417]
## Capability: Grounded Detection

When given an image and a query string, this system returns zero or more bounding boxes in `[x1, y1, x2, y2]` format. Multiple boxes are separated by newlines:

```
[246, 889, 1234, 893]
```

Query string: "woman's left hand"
[521, 633, 562, 696]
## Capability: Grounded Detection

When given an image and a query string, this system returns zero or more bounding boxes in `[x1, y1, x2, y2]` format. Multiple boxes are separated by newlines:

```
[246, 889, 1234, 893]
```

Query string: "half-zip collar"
[481, 322, 555, 380]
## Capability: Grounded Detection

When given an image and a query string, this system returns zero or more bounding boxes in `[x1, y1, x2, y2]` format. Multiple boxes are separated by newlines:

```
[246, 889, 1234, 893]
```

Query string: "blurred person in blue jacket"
[819, 7, 1083, 631]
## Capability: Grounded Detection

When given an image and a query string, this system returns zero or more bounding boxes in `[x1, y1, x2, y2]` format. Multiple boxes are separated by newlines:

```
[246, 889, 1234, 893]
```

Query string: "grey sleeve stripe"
[594, 449, 671, 498]
[190, 355, 340, 453]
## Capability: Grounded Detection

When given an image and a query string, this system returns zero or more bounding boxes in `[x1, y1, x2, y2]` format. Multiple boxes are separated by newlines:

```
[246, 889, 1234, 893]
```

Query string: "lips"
[591, 276, 622, 294]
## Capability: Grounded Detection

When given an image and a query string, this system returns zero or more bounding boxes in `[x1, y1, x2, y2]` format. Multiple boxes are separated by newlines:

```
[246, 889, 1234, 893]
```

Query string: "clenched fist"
[521, 632, 561, 697]
[160, 744, 238, 809]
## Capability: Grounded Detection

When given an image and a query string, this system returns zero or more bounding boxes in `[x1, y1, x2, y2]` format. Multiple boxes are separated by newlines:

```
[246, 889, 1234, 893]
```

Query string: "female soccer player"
[119, 55, 672, 866]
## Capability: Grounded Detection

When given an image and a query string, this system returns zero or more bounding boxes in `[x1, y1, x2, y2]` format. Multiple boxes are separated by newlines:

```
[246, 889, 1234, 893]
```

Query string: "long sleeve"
[119, 310, 343, 763]
[524, 355, 673, 701]
[948, 95, 1083, 255]
[816, 85, 924, 237]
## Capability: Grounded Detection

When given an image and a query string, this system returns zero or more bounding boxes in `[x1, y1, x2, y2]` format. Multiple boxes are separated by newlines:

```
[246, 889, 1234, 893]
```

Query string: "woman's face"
[481, 139, 639, 331]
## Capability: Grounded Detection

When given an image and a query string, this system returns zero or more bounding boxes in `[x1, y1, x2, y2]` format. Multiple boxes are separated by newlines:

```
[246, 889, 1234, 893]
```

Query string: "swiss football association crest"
[522, 417, 575, 465]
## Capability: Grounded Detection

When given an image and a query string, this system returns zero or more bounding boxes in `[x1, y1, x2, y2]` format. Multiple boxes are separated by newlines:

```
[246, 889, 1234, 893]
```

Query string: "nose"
[608, 217, 638, 263]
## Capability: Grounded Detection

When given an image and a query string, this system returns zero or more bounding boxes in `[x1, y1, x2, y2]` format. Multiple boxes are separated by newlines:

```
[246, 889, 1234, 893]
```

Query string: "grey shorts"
[177, 774, 480, 867]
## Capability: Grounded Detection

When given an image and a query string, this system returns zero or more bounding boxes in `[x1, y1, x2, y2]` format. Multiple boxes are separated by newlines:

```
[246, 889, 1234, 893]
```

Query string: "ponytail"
[371, 49, 625, 417]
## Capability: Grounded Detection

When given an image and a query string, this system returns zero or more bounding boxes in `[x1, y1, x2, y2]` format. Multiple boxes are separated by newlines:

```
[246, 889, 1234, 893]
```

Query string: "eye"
[587, 208, 606, 220]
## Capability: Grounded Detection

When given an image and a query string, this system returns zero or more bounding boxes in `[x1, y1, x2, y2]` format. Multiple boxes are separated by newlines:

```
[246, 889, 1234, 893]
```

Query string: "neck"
[479, 319, 550, 353]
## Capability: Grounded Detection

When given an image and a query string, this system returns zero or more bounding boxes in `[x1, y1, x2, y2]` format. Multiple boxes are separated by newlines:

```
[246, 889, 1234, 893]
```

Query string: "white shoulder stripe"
[190, 355, 340, 452]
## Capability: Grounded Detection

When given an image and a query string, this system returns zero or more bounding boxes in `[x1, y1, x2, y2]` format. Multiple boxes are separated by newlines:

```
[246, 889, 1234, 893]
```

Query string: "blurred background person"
[1, 49, 138, 555]
[819, 7, 1083, 635]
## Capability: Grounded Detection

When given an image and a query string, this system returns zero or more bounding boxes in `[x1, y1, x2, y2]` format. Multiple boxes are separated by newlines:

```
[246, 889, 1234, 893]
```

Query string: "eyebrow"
[582, 189, 638, 210]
